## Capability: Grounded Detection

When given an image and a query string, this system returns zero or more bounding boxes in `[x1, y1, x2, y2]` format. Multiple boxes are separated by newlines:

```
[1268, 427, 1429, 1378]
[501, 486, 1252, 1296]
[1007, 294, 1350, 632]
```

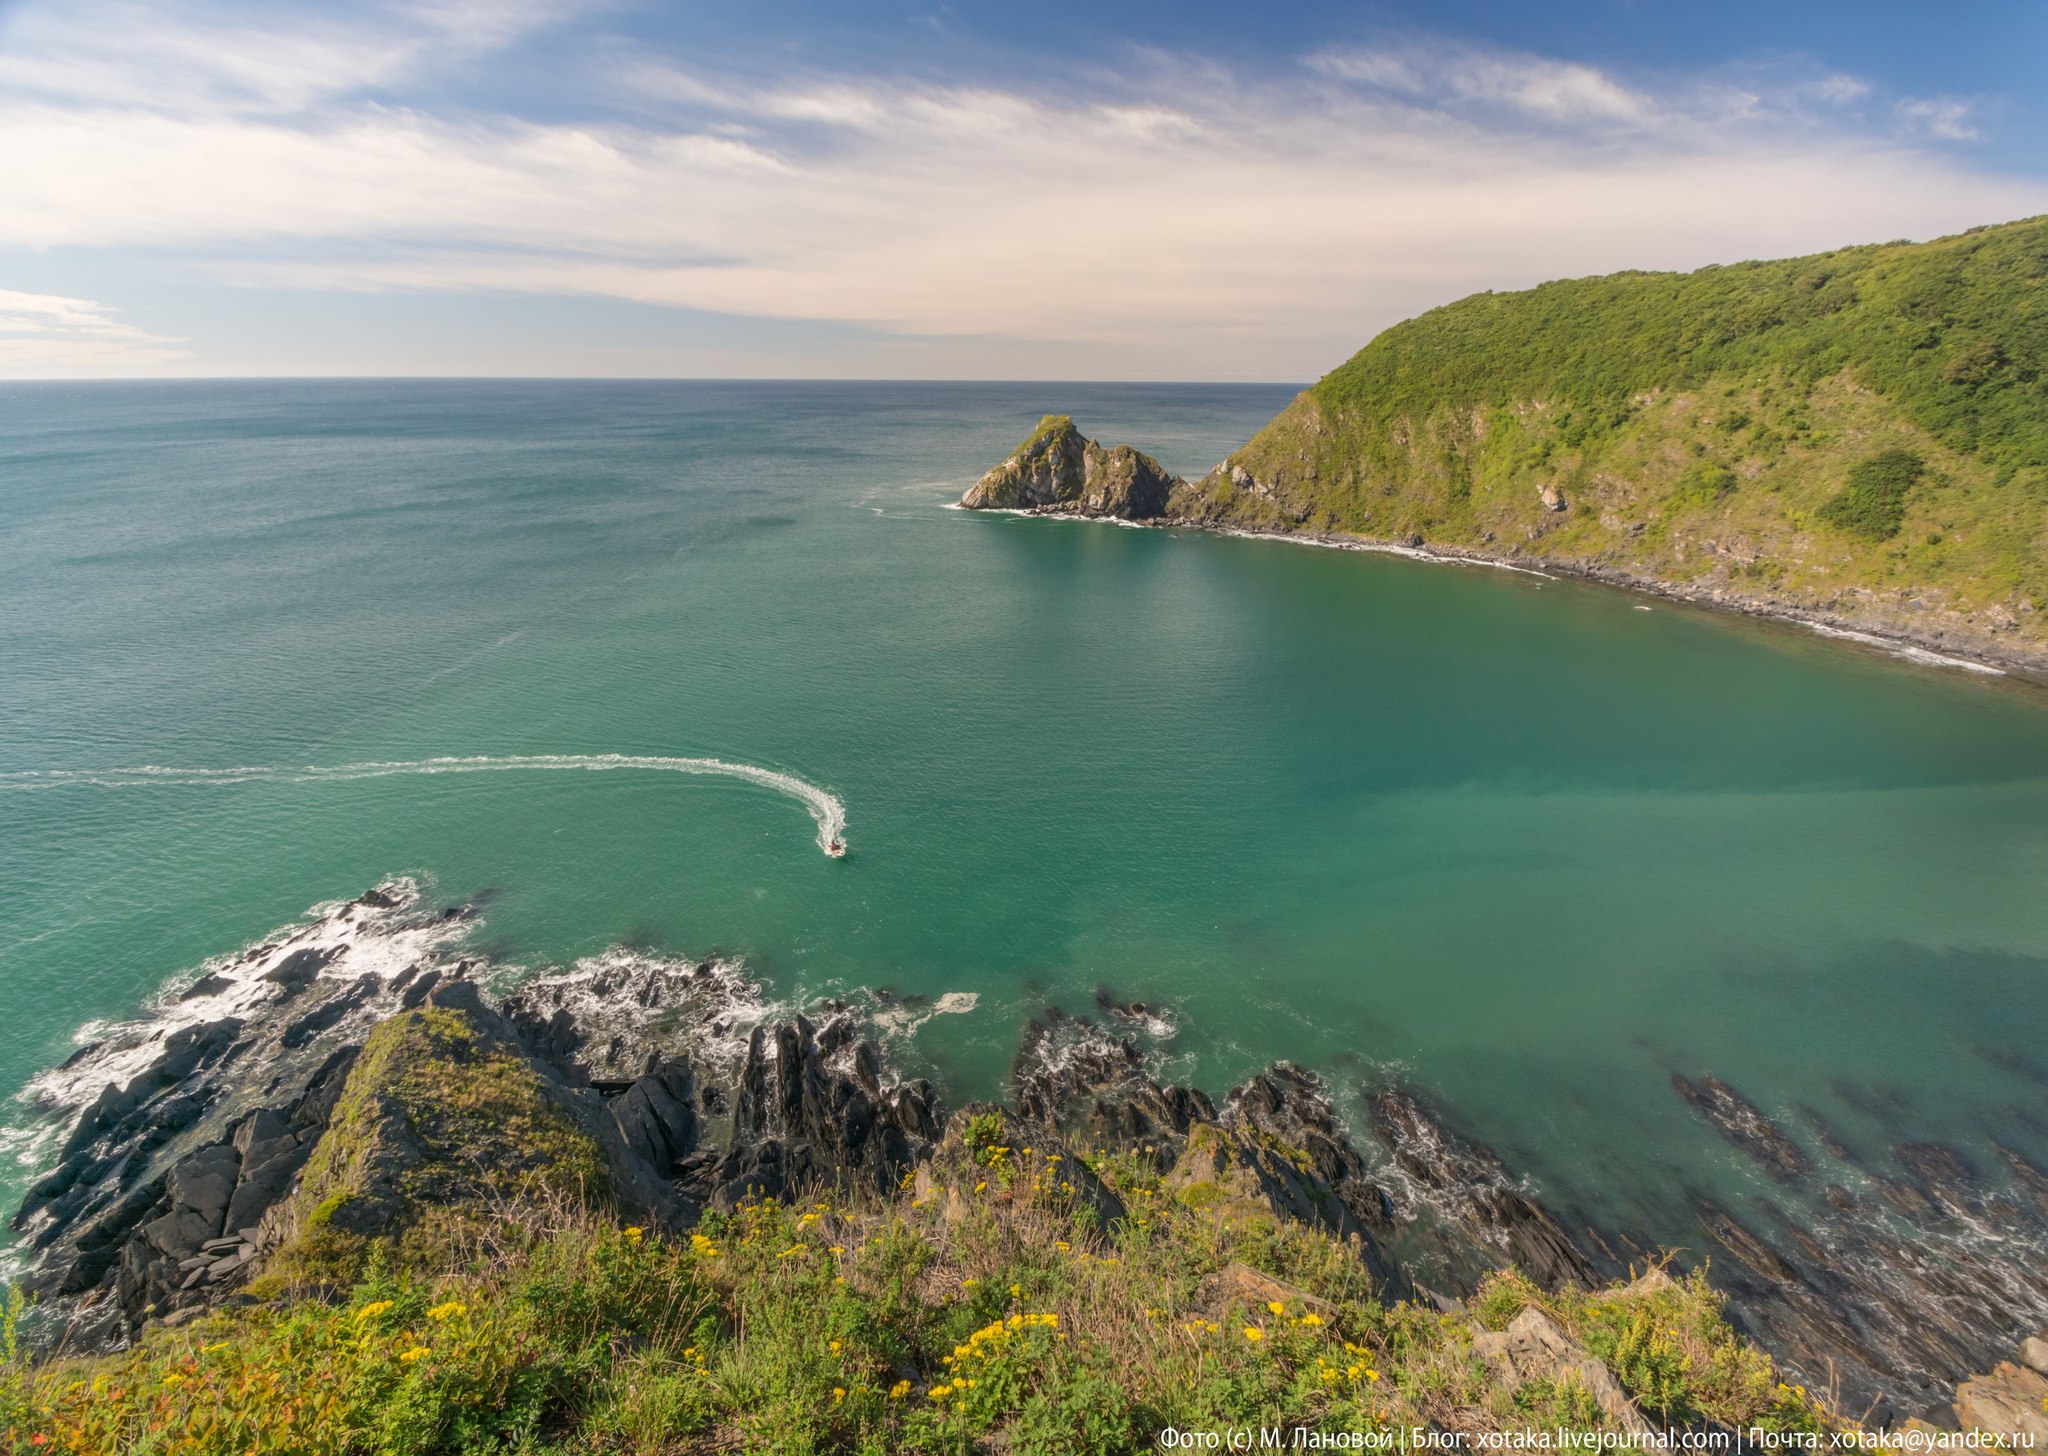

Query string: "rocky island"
[5, 883, 2047, 1451]
[960, 218, 2048, 675]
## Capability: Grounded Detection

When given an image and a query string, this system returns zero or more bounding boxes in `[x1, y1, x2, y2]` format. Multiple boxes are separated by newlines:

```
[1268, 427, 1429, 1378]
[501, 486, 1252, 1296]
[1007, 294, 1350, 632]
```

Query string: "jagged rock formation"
[959, 415, 1181, 520]
[1366, 1085, 1600, 1295]
[11, 883, 2048, 1434]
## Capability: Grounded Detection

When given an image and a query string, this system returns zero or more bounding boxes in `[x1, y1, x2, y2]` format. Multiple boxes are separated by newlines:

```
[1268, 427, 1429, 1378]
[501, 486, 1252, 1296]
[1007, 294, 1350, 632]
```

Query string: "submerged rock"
[959, 415, 1181, 520]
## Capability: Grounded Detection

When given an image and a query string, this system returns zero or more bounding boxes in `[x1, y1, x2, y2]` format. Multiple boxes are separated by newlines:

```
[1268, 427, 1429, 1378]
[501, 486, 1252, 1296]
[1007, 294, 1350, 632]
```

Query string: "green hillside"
[1174, 217, 2048, 666]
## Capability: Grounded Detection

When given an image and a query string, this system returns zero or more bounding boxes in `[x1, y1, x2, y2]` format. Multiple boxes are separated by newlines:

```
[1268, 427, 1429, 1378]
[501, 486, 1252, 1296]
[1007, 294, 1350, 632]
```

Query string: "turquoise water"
[4, 380, 2048, 1247]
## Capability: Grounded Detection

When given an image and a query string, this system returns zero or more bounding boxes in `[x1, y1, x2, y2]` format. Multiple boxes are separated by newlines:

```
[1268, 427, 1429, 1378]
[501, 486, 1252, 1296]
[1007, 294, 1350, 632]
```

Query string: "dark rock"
[1672, 1074, 1811, 1181]
[261, 946, 341, 992]
[1011, 1008, 1212, 1167]
[612, 1061, 697, 1174]
[1367, 1086, 1598, 1292]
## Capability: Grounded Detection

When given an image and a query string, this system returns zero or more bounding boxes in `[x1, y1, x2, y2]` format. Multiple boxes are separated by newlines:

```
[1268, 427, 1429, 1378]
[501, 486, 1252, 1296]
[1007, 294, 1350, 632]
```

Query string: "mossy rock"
[265, 1000, 613, 1286]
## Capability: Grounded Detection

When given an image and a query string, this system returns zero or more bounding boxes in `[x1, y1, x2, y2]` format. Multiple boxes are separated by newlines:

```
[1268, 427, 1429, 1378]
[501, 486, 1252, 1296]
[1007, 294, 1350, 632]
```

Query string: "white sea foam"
[0, 753, 850, 855]
[1800, 622, 2005, 675]
[18, 879, 466, 1117]
[869, 990, 980, 1041]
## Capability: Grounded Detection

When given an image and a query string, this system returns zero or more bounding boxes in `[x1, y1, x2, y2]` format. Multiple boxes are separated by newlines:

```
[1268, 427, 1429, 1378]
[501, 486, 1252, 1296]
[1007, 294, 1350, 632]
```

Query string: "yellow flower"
[1009, 1284, 1022, 1298]
[889, 1380, 911, 1400]
[1367, 1370, 1380, 1382]
[974, 1181, 987, 1193]
[1299, 1312, 1323, 1327]
[161, 1372, 187, 1388]
[400, 1347, 430, 1364]
[929, 1386, 951, 1401]
[427, 1301, 466, 1322]
[1267, 1300, 1286, 1317]
[832, 1387, 846, 1403]
[353, 1301, 394, 1323]
[829, 1339, 842, 1353]
[623, 1225, 644, 1242]
[1242, 1327, 1265, 1342]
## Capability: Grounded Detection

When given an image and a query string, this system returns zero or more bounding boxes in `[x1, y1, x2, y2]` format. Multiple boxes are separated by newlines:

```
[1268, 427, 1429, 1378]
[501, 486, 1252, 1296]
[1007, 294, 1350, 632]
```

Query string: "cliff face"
[960, 414, 1180, 519]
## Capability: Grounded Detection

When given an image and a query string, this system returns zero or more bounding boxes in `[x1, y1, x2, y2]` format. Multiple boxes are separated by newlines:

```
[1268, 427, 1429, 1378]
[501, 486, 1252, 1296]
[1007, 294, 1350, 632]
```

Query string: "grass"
[1182, 216, 2048, 647]
[265, 1006, 615, 1291]
[2, 1141, 1838, 1454]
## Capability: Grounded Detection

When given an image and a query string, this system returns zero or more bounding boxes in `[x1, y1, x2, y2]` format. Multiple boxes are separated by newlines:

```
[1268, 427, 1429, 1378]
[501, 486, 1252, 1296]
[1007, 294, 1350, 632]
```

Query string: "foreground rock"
[959, 415, 1182, 520]
[12, 881, 2048, 1435]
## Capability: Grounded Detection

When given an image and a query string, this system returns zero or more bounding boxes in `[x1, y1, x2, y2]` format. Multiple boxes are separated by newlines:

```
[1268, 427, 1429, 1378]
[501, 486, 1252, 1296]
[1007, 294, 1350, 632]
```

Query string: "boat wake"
[0, 753, 850, 857]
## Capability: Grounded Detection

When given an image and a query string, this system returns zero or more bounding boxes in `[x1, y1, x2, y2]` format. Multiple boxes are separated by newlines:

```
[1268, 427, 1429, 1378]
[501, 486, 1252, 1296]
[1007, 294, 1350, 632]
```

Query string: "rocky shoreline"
[8, 880, 2048, 1435]
[959, 417, 2048, 680]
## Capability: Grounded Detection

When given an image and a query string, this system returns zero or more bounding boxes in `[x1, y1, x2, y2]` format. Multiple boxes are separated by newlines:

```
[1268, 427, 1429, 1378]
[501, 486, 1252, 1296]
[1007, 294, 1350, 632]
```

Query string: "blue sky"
[1, 0, 2043, 379]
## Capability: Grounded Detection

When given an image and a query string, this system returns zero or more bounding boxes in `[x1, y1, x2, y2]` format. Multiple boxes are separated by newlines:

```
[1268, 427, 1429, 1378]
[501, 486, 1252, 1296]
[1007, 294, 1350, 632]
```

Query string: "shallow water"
[4, 379, 2047, 1249]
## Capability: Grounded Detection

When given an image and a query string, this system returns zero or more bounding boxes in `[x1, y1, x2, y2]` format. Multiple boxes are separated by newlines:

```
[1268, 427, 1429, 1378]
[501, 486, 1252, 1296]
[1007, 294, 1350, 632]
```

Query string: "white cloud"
[1897, 98, 1979, 142]
[0, 0, 580, 113]
[1310, 44, 1652, 124]
[0, 289, 186, 373]
[0, 2, 2037, 377]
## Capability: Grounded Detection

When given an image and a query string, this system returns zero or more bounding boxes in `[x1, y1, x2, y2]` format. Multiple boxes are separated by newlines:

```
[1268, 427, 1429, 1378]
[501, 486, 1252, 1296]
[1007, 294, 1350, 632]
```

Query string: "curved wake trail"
[0, 754, 848, 856]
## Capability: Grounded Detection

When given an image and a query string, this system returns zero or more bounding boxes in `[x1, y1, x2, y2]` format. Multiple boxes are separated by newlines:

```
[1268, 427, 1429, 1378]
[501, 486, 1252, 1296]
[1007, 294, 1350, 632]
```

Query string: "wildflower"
[1054, 1240, 1071, 1253]
[974, 1181, 987, 1194]
[1009, 1284, 1022, 1298]
[161, 1372, 187, 1388]
[401, 1347, 430, 1364]
[889, 1380, 912, 1399]
[623, 1225, 644, 1242]
[1242, 1327, 1265, 1343]
[354, 1300, 394, 1323]
[202, 1342, 229, 1354]
[1267, 1300, 1286, 1317]
[833, 1387, 846, 1403]
[1299, 1312, 1323, 1327]
[829, 1339, 842, 1353]
[962, 1278, 979, 1288]
[427, 1301, 466, 1322]
[1367, 1370, 1380, 1382]
[829, 1245, 845, 1255]
[929, 1386, 951, 1401]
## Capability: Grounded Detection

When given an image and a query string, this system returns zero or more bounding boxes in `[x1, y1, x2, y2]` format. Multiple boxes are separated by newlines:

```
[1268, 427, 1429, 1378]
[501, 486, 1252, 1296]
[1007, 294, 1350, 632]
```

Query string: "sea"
[4, 379, 2047, 1267]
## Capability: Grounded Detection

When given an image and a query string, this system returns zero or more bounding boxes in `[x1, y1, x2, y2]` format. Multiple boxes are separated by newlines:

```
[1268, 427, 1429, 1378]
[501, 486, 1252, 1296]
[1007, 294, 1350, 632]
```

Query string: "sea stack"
[960, 414, 1182, 520]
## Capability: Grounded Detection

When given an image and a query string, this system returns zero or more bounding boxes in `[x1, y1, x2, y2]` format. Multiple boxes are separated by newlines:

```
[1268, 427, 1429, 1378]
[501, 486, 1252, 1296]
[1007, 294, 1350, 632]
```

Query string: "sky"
[0, 0, 2044, 380]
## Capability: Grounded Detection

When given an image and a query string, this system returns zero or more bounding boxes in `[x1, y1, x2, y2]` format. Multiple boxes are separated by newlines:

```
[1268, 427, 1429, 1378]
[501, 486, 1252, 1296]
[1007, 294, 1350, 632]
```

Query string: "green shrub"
[1818, 449, 1927, 540]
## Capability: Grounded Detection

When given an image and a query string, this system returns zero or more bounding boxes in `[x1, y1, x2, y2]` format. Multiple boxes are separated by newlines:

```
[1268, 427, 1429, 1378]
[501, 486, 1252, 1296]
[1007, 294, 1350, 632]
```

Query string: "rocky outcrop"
[959, 415, 1181, 520]
[15, 878, 2048, 1437]
[1673, 1073, 1811, 1181]
[705, 1014, 938, 1210]
[1367, 1086, 1600, 1294]
[1954, 1361, 2048, 1446]
[1011, 1005, 1214, 1167]
[1474, 1306, 1658, 1437]
[7, 886, 467, 1344]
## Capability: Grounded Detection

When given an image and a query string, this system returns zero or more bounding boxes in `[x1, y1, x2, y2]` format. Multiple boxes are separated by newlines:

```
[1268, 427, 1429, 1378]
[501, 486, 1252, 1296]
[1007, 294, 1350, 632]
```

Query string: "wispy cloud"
[0, 289, 187, 372]
[1897, 98, 1980, 143]
[1309, 44, 1652, 124]
[0, 2, 2038, 377]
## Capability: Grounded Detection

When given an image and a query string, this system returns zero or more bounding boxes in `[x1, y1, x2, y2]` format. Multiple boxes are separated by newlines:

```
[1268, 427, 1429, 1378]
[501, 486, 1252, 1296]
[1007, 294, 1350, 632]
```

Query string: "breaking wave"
[0, 753, 849, 856]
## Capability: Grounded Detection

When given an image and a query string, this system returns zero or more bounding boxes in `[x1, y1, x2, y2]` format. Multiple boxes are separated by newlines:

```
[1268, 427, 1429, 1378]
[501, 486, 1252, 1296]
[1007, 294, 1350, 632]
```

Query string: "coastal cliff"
[960, 218, 2048, 673]
[8, 883, 2048, 1451]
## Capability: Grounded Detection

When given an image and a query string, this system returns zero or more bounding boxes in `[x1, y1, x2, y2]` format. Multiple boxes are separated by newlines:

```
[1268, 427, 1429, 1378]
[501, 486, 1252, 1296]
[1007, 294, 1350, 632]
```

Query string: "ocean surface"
[4, 379, 2048, 1258]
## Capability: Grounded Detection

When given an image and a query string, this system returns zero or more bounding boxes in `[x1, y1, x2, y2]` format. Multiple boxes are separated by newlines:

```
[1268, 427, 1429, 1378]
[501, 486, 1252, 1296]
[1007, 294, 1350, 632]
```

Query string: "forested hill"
[1174, 216, 2048, 667]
